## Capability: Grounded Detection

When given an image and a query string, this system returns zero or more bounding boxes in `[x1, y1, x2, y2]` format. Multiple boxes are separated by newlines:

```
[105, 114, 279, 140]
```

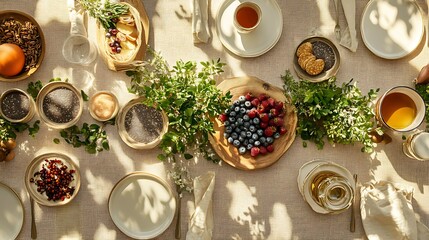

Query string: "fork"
[334, 0, 341, 42]
[175, 184, 184, 239]
[30, 196, 37, 239]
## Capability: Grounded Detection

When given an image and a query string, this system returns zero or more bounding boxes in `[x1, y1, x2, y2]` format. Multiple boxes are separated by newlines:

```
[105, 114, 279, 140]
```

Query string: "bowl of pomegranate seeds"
[25, 153, 81, 206]
[209, 76, 298, 170]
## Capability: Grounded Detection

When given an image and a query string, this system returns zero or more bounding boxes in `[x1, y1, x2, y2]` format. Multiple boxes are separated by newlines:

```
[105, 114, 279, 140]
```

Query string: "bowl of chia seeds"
[0, 88, 35, 123]
[117, 97, 168, 149]
[36, 82, 83, 129]
[293, 36, 340, 82]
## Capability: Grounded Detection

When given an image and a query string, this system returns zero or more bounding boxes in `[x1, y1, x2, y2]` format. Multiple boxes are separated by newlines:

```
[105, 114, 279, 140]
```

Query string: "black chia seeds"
[1, 91, 30, 120]
[42, 87, 80, 123]
[124, 104, 164, 143]
[313, 41, 335, 71]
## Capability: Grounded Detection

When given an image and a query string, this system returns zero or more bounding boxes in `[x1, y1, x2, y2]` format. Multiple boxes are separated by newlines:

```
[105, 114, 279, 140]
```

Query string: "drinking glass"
[62, 34, 97, 66]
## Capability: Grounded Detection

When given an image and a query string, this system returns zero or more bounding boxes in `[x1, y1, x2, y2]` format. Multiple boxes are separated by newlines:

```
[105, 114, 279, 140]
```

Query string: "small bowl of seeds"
[0, 88, 35, 123]
[0, 10, 45, 81]
[116, 97, 168, 149]
[36, 82, 83, 129]
[293, 36, 340, 82]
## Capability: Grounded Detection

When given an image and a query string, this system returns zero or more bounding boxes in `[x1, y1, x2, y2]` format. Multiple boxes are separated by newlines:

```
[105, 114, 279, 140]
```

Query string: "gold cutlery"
[30, 196, 37, 239]
[350, 174, 358, 232]
[175, 184, 184, 239]
[334, 0, 341, 42]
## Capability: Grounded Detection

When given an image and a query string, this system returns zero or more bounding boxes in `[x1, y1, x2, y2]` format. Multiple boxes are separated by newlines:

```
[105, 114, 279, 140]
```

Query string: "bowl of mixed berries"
[209, 76, 297, 170]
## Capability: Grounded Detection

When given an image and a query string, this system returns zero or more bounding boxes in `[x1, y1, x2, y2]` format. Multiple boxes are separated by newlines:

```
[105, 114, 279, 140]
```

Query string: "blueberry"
[233, 100, 240, 105]
[249, 125, 256, 132]
[227, 137, 234, 143]
[249, 139, 255, 144]
[263, 141, 269, 147]
[253, 118, 260, 124]
[257, 129, 264, 136]
[254, 141, 261, 146]
[231, 132, 238, 139]
[246, 131, 252, 138]
[230, 123, 236, 129]
[245, 101, 252, 108]
[229, 117, 236, 122]
[243, 139, 249, 146]
[235, 128, 241, 133]
[224, 132, 229, 138]
[266, 137, 274, 144]
[225, 108, 231, 114]
[233, 140, 240, 147]
[240, 108, 246, 114]
[260, 137, 266, 143]
[225, 126, 233, 133]
[240, 131, 247, 138]
[243, 115, 250, 121]
[252, 133, 259, 140]
[246, 144, 253, 150]
[243, 122, 250, 128]
[229, 112, 236, 117]
[238, 96, 246, 102]
[224, 121, 230, 126]
[239, 146, 246, 154]
[237, 118, 244, 125]
[240, 103, 245, 108]
[274, 132, 281, 139]
[238, 136, 245, 142]
[234, 106, 240, 112]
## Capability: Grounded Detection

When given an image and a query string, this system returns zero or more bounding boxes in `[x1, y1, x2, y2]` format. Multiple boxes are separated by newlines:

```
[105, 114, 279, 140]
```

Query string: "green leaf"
[53, 138, 60, 144]
[81, 90, 89, 101]
[184, 153, 193, 160]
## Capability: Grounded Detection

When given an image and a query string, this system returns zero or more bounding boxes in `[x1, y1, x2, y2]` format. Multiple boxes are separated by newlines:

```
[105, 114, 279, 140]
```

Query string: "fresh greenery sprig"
[415, 84, 429, 131]
[59, 123, 109, 154]
[282, 70, 379, 153]
[78, 0, 129, 30]
[126, 49, 232, 163]
[0, 117, 40, 141]
[27, 78, 63, 101]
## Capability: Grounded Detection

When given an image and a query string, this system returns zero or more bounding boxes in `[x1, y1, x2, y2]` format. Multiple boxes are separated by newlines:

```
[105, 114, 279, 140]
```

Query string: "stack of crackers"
[296, 42, 325, 76]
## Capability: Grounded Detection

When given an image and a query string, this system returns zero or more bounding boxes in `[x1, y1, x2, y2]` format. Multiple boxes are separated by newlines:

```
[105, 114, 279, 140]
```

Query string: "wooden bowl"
[209, 76, 298, 170]
[0, 10, 45, 81]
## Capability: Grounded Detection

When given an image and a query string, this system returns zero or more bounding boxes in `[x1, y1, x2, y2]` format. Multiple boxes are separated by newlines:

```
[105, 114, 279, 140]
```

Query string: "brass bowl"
[0, 10, 45, 81]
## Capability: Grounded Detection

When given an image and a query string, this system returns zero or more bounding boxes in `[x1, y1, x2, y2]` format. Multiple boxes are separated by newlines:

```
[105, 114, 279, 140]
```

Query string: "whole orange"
[0, 43, 26, 77]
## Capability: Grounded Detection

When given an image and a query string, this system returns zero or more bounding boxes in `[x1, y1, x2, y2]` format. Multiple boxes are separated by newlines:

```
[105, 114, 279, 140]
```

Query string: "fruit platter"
[209, 76, 297, 170]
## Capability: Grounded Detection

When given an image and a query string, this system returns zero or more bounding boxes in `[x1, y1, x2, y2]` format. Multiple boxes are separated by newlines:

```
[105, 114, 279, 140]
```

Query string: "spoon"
[350, 174, 358, 232]
[334, 0, 341, 42]
[175, 184, 184, 239]
[30, 196, 37, 239]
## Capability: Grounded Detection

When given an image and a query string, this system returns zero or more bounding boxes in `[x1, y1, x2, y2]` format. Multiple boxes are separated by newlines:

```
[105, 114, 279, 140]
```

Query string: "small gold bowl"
[0, 10, 45, 81]
[116, 97, 168, 149]
[0, 88, 35, 123]
[36, 82, 83, 129]
[88, 91, 119, 122]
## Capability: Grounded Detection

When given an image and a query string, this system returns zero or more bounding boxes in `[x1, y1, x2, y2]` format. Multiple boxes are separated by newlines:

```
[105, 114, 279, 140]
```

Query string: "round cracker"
[296, 42, 313, 57]
[298, 53, 315, 69]
[305, 58, 325, 75]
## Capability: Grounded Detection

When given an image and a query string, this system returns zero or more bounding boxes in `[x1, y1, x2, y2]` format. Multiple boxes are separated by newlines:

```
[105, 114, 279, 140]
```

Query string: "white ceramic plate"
[24, 153, 81, 206]
[108, 172, 176, 239]
[216, 0, 283, 57]
[297, 159, 326, 198]
[0, 182, 24, 239]
[361, 0, 424, 59]
[302, 161, 355, 214]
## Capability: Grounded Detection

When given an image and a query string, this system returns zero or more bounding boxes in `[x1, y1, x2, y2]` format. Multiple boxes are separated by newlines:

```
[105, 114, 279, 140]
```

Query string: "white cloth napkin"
[67, 0, 86, 36]
[186, 171, 215, 240]
[360, 181, 429, 240]
[340, 0, 358, 52]
[191, 0, 210, 43]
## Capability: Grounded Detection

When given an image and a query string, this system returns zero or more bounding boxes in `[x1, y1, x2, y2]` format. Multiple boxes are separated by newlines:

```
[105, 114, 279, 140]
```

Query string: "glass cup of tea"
[233, 2, 262, 34]
[375, 86, 425, 132]
[403, 131, 429, 161]
[312, 173, 353, 212]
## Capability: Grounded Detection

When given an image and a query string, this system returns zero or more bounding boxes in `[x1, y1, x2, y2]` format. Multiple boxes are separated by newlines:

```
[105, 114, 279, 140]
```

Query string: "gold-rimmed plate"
[293, 36, 340, 82]
[108, 172, 176, 239]
[24, 153, 81, 207]
[0, 182, 24, 239]
[0, 10, 45, 81]
[209, 76, 298, 170]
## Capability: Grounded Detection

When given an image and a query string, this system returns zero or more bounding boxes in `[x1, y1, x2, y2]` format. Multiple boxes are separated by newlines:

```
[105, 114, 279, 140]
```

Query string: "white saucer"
[361, 0, 424, 59]
[298, 160, 355, 214]
[216, 0, 283, 57]
[0, 182, 24, 239]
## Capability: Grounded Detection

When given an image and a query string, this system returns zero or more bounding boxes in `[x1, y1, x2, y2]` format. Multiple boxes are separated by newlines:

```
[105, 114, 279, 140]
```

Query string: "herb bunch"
[78, 0, 129, 30]
[0, 117, 39, 141]
[415, 83, 429, 131]
[282, 70, 379, 153]
[126, 49, 232, 163]
[58, 123, 109, 154]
